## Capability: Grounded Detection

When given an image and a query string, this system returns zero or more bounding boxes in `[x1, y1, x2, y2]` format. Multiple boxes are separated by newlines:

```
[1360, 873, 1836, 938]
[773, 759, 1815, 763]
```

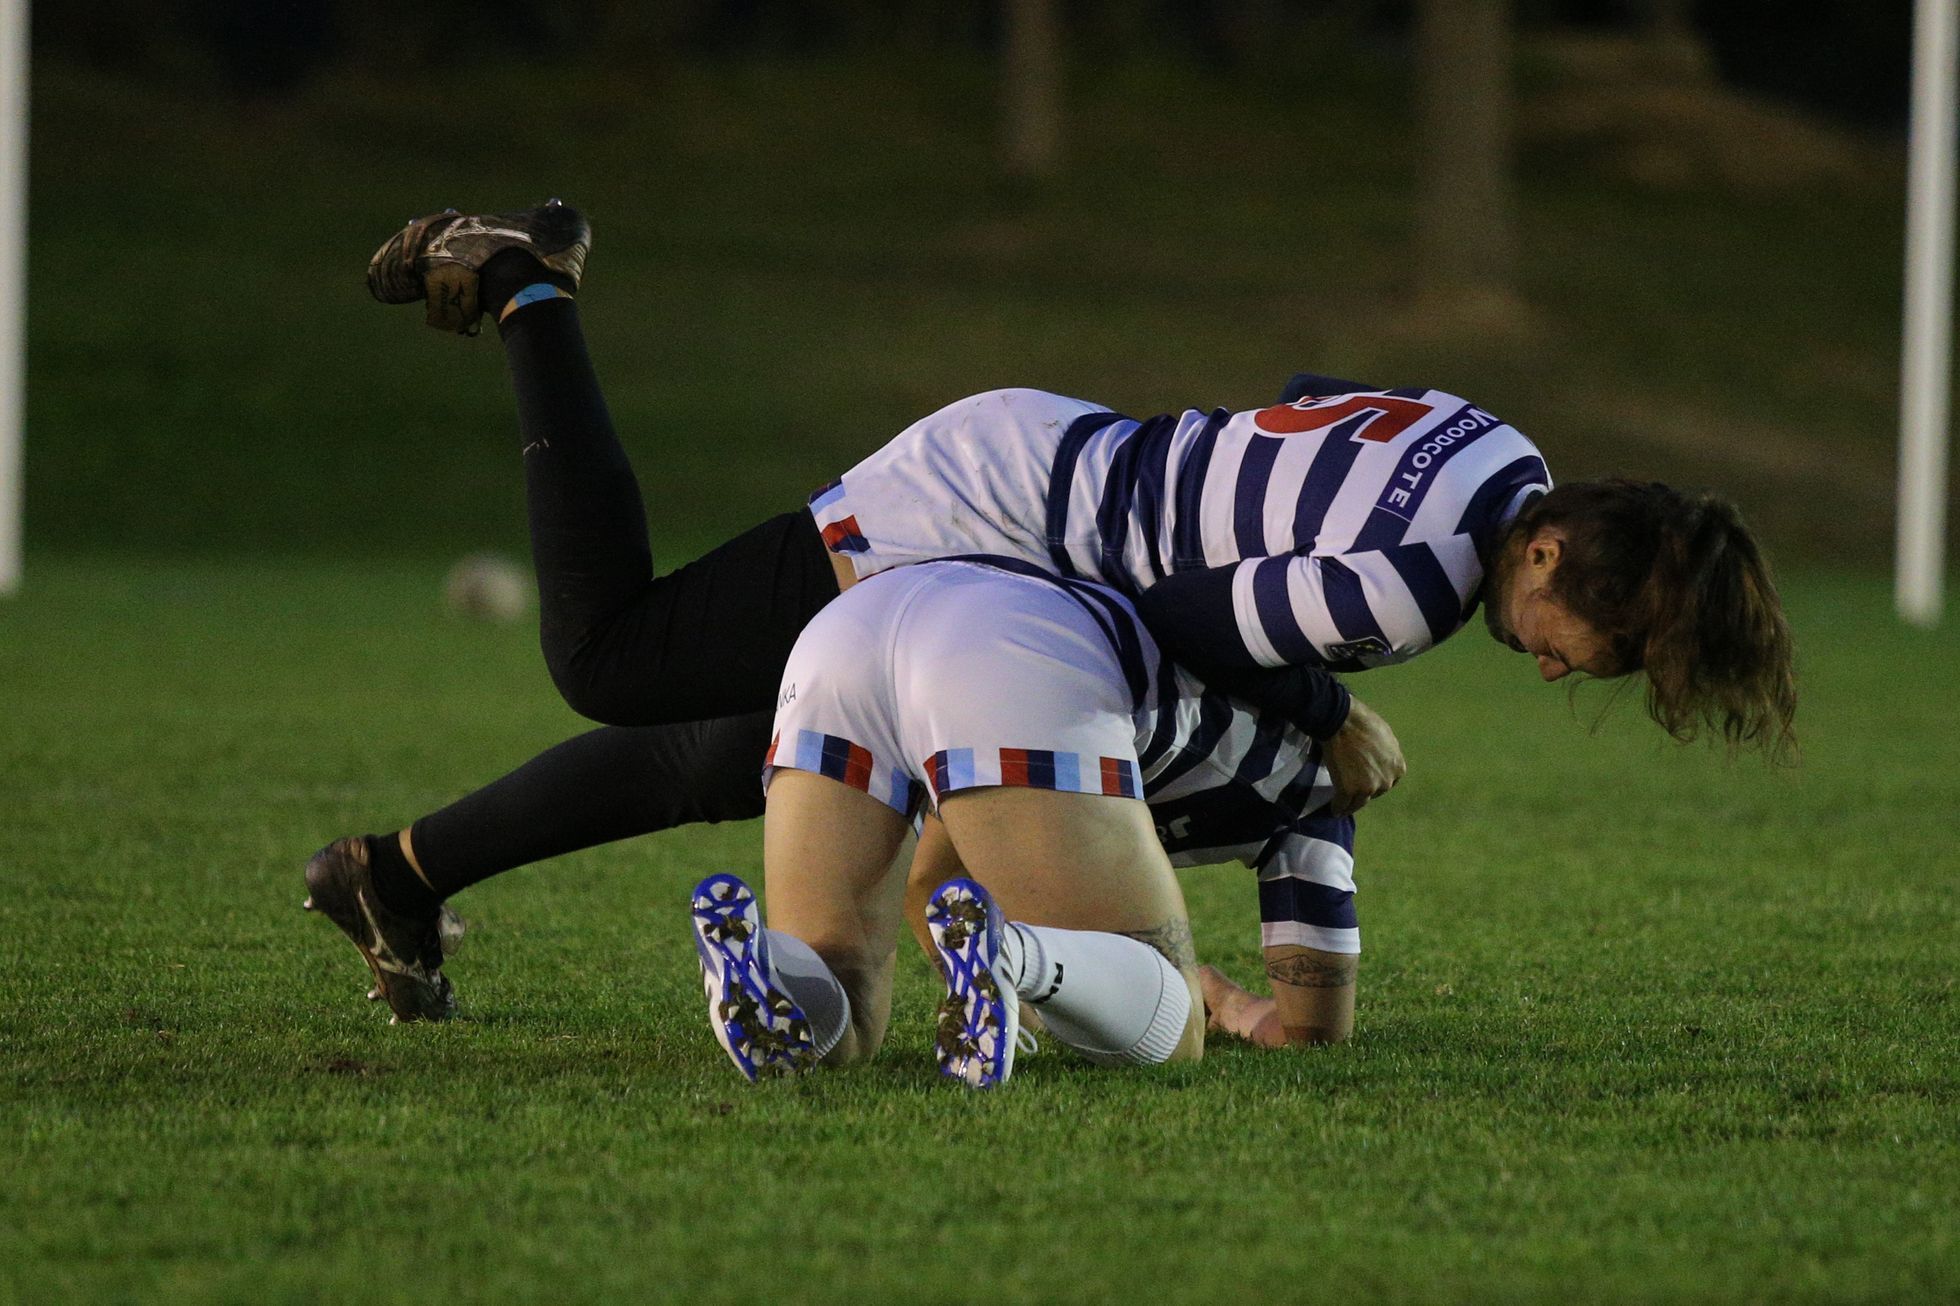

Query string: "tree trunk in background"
[1415, 0, 1515, 302]
[1002, 0, 1063, 180]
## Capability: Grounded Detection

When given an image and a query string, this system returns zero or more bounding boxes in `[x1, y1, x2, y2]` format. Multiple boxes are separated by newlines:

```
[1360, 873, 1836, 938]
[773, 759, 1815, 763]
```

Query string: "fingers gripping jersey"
[811, 387, 1551, 673]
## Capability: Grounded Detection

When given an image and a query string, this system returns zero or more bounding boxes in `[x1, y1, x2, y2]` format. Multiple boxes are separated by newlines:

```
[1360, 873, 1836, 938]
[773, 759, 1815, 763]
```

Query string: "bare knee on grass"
[812, 948, 895, 1065]
[1166, 970, 1205, 1063]
[762, 771, 912, 1066]
[936, 787, 1205, 1064]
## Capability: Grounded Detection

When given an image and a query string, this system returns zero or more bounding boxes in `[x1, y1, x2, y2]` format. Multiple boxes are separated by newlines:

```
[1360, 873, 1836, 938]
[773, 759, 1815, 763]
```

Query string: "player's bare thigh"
[928, 786, 1203, 1061]
[761, 770, 911, 1064]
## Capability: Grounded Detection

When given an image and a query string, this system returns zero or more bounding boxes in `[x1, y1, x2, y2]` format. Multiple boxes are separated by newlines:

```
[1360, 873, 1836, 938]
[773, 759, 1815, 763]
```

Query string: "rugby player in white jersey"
[692, 556, 1364, 1085]
[305, 203, 1797, 1029]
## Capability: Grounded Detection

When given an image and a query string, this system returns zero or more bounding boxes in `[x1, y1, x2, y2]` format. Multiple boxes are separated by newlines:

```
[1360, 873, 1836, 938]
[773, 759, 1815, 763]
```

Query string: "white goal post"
[0, 0, 24, 596]
[1899, 0, 1957, 628]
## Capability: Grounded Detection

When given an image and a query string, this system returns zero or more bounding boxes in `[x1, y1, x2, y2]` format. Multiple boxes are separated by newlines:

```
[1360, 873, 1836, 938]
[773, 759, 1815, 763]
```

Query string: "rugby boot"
[303, 837, 462, 1023]
[366, 199, 591, 335]
[689, 874, 818, 1082]
[925, 878, 1023, 1089]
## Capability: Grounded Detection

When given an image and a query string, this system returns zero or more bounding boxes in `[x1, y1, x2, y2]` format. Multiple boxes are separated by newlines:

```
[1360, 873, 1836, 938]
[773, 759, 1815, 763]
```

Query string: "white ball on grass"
[443, 553, 530, 623]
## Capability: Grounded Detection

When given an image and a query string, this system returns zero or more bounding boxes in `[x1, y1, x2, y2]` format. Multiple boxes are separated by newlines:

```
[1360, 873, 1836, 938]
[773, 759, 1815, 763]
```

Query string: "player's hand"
[1200, 965, 1283, 1046]
[1322, 695, 1405, 816]
[1199, 965, 1255, 1034]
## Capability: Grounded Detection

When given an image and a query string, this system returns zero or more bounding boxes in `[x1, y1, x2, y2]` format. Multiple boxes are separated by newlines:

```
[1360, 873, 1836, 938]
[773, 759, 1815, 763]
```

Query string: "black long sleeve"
[1131, 569, 1353, 740]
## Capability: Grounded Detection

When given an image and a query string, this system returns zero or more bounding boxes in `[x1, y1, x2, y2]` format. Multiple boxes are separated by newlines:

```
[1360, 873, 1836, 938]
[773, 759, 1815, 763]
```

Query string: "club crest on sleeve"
[1325, 635, 1391, 662]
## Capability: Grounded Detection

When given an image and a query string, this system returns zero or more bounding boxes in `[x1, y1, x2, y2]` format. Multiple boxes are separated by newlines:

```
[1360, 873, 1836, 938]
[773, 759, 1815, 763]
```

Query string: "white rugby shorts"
[806, 388, 1111, 582]
[764, 560, 1149, 815]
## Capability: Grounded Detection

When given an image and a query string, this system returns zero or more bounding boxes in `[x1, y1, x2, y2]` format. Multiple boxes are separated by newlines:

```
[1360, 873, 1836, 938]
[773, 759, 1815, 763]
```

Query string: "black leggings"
[507, 298, 838, 725]
[408, 300, 838, 897]
[410, 713, 777, 893]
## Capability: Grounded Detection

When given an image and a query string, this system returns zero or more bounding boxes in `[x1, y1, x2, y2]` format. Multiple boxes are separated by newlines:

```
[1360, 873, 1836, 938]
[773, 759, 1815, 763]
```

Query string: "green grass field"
[3, 558, 1954, 1302]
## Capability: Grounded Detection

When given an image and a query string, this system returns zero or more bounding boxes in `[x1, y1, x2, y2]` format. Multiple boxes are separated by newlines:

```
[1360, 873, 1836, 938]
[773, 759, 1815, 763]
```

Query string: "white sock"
[762, 928, 852, 1058]
[1000, 923, 1191, 1066]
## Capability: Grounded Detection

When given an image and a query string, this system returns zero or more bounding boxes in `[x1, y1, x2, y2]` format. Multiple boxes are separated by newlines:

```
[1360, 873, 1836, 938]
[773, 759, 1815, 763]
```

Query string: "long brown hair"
[1510, 480, 1798, 763]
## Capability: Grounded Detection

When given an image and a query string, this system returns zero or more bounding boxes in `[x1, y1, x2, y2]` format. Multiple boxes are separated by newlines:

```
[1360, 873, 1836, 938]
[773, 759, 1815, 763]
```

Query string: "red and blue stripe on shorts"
[766, 730, 923, 816]
[925, 747, 1140, 803]
[809, 480, 870, 555]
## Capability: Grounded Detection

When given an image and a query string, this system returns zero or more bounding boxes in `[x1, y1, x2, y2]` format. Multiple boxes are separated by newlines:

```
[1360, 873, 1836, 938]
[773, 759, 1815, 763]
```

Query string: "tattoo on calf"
[1265, 952, 1357, 989]
[1119, 919, 1197, 970]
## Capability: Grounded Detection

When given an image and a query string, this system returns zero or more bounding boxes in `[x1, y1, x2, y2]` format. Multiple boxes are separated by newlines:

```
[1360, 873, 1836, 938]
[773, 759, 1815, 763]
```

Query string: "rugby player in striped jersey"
[305, 202, 1796, 1027]
[693, 555, 1358, 1084]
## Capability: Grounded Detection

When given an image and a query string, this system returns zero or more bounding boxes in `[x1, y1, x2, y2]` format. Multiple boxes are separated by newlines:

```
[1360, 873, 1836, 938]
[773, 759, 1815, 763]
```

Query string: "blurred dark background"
[36, 1, 1916, 124]
[22, 0, 1932, 566]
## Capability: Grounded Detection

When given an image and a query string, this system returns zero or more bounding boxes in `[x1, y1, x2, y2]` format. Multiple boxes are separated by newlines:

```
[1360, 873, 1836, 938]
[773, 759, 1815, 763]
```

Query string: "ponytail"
[1512, 480, 1797, 762]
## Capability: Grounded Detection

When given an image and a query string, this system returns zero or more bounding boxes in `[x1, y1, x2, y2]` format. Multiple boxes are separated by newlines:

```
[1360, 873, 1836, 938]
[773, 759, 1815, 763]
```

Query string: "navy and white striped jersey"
[1141, 662, 1358, 955]
[952, 555, 1360, 956]
[813, 386, 1550, 676]
[1047, 389, 1549, 670]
